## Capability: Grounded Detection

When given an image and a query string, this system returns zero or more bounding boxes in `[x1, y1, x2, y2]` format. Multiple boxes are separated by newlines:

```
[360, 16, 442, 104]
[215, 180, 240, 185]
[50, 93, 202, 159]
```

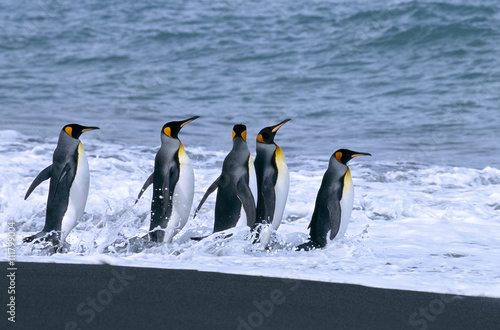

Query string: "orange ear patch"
[65, 126, 73, 137]
[164, 127, 172, 137]
[232, 128, 247, 142]
[335, 151, 342, 163]
[257, 134, 265, 143]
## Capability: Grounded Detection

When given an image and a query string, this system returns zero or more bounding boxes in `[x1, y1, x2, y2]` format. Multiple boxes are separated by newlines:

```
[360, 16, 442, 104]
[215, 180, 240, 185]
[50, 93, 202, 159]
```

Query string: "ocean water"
[1, 0, 499, 297]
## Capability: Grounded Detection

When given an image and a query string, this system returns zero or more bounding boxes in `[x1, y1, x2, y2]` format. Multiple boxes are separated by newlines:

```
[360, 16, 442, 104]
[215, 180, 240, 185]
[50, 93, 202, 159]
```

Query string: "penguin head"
[334, 149, 371, 165]
[232, 124, 248, 142]
[63, 124, 99, 139]
[256, 118, 291, 144]
[162, 116, 199, 139]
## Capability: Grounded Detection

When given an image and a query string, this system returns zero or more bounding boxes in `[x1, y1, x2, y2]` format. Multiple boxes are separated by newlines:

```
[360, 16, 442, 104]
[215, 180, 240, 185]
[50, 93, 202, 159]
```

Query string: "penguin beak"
[81, 126, 100, 133]
[180, 116, 200, 127]
[271, 118, 291, 133]
[351, 152, 371, 158]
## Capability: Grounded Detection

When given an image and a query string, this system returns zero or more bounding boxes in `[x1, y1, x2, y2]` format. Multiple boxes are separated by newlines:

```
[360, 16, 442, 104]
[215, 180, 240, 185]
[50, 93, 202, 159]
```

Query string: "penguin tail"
[190, 235, 209, 241]
[190, 233, 234, 241]
[295, 240, 322, 251]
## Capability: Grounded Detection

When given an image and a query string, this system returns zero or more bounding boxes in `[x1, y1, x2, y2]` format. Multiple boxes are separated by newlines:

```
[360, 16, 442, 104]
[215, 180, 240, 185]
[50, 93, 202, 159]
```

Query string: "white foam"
[1, 130, 499, 298]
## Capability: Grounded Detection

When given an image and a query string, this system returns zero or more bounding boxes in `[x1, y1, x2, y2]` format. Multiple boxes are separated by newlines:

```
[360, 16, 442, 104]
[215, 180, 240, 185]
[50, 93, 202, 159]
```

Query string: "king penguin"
[23, 124, 99, 247]
[254, 119, 290, 248]
[136, 116, 199, 243]
[297, 149, 371, 251]
[193, 124, 257, 237]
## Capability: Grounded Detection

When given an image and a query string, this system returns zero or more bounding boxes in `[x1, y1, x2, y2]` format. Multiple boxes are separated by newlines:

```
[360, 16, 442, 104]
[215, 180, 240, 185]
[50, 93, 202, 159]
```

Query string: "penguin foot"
[23, 231, 47, 243]
[53, 241, 70, 254]
[24, 231, 68, 254]
[296, 241, 322, 251]
[23, 231, 60, 246]
[149, 229, 166, 243]
[23, 234, 39, 243]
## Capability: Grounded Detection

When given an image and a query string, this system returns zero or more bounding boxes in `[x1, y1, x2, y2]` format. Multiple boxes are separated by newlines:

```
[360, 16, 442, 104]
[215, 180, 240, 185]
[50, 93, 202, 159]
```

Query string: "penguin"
[193, 124, 257, 237]
[254, 119, 290, 248]
[23, 124, 99, 247]
[136, 116, 199, 243]
[296, 149, 371, 251]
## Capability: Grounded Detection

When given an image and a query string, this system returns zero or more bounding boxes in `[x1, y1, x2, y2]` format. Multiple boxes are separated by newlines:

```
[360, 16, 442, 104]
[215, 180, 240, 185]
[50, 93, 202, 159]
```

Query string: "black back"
[43, 129, 80, 233]
[214, 136, 253, 231]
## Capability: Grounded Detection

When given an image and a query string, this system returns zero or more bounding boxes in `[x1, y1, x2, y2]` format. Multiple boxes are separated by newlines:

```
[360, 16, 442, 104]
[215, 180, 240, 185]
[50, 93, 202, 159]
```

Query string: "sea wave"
[1, 129, 499, 297]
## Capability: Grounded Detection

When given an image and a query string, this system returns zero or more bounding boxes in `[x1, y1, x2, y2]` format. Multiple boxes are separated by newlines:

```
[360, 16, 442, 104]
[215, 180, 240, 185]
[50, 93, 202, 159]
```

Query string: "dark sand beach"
[2, 262, 499, 329]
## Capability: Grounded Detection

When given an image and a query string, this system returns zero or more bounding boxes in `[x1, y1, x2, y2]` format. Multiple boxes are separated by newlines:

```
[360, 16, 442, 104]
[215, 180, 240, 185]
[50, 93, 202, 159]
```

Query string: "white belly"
[163, 148, 194, 243]
[61, 143, 89, 242]
[329, 169, 354, 242]
[260, 146, 289, 248]
[272, 157, 289, 230]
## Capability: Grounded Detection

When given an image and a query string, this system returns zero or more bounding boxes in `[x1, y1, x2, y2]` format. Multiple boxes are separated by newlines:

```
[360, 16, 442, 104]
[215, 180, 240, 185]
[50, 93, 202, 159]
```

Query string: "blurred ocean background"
[1, 0, 499, 297]
[1, 0, 499, 167]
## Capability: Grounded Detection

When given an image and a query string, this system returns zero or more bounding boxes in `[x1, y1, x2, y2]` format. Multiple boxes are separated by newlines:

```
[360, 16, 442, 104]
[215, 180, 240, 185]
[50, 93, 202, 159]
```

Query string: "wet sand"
[2, 262, 499, 329]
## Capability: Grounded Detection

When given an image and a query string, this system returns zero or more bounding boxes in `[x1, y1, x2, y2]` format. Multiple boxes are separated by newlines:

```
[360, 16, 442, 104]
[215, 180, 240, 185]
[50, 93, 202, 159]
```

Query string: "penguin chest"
[335, 168, 354, 241]
[272, 146, 289, 229]
[155, 146, 194, 243]
[171, 147, 195, 224]
[61, 143, 90, 241]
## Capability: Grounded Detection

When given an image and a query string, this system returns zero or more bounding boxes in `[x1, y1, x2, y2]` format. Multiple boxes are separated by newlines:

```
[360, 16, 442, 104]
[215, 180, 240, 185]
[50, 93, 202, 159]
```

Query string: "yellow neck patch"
[275, 145, 285, 161]
[178, 141, 186, 156]
[344, 167, 352, 188]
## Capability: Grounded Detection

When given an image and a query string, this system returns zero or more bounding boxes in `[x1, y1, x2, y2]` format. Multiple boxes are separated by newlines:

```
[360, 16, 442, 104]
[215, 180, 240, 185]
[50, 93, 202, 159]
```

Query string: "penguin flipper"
[135, 173, 154, 204]
[48, 163, 72, 205]
[190, 235, 208, 241]
[193, 177, 220, 219]
[24, 165, 52, 200]
[237, 179, 256, 228]
[161, 165, 180, 220]
[327, 199, 342, 240]
[260, 181, 276, 225]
